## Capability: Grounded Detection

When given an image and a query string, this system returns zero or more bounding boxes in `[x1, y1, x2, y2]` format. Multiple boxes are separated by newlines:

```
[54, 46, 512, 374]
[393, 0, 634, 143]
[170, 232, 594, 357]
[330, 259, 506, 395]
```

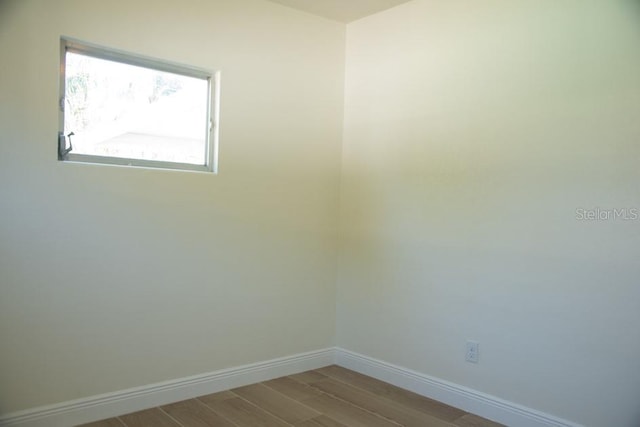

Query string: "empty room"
[0, 1, 638, 426]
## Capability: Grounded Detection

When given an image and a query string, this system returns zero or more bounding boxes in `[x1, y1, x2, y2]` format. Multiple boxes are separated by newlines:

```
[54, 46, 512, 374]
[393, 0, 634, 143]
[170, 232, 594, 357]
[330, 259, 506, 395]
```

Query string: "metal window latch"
[58, 131, 74, 159]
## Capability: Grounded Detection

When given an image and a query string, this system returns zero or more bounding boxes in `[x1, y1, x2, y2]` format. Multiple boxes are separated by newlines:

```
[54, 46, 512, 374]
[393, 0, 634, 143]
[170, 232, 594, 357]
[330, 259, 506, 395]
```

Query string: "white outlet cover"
[465, 341, 479, 363]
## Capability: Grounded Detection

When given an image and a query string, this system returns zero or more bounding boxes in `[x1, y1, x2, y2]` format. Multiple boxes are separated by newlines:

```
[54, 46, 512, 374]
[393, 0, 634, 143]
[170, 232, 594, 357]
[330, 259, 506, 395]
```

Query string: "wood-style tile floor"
[79, 365, 504, 427]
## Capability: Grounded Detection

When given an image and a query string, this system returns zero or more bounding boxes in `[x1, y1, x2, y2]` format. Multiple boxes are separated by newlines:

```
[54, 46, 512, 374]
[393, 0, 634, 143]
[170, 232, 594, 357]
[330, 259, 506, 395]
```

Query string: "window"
[58, 38, 220, 173]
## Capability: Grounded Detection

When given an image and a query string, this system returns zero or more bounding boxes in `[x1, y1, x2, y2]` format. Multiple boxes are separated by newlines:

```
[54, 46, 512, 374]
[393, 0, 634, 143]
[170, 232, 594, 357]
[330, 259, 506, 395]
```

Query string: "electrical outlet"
[465, 340, 479, 363]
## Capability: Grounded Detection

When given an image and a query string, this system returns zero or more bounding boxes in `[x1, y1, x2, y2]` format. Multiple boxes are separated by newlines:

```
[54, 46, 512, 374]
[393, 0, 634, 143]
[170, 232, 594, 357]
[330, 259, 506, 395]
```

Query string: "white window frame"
[58, 37, 220, 173]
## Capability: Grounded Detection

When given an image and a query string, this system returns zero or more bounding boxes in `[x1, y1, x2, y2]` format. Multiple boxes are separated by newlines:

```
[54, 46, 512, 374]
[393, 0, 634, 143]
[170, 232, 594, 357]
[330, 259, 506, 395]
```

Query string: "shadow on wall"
[0, 1, 18, 31]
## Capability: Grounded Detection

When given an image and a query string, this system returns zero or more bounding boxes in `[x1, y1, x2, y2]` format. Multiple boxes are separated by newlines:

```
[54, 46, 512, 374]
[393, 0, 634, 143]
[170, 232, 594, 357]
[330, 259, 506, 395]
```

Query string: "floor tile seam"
[315, 370, 463, 424]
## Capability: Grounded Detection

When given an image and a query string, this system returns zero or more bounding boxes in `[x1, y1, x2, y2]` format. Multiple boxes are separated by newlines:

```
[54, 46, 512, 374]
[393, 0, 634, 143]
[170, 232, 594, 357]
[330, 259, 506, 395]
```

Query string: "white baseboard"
[0, 348, 335, 427]
[334, 347, 582, 427]
[0, 347, 583, 427]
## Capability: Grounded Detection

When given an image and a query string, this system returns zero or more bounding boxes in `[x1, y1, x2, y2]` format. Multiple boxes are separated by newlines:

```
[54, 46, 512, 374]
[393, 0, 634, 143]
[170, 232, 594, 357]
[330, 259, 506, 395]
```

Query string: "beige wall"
[3, 0, 640, 425]
[0, 0, 345, 414]
[338, 1, 640, 426]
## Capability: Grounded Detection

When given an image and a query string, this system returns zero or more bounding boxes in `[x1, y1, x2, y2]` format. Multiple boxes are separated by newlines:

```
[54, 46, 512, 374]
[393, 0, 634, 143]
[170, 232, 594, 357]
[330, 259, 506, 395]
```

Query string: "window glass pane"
[64, 52, 209, 165]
